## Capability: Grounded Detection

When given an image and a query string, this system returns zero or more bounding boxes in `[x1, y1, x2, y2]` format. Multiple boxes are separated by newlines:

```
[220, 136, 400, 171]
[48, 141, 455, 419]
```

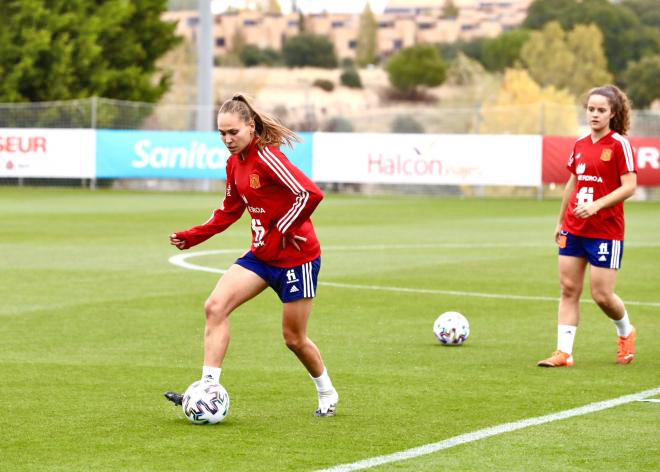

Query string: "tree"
[437, 39, 485, 64]
[623, 55, 660, 108]
[356, 3, 377, 67]
[266, 0, 281, 14]
[0, 0, 180, 103]
[623, 0, 660, 28]
[520, 22, 576, 91]
[523, 0, 660, 76]
[520, 21, 612, 96]
[283, 33, 338, 68]
[441, 0, 459, 19]
[385, 44, 447, 95]
[480, 29, 531, 71]
[566, 24, 613, 94]
[480, 69, 579, 135]
[446, 52, 485, 86]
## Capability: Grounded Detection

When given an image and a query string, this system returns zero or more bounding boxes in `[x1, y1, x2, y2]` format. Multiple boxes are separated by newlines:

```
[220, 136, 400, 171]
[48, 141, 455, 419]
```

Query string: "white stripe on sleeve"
[612, 133, 635, 172]
[257, 147, 310, 233]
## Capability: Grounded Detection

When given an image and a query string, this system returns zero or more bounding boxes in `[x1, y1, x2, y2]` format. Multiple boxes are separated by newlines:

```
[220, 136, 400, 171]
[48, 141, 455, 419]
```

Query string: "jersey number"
[576, 187, 594, 205]
[251, 219, 265, 247]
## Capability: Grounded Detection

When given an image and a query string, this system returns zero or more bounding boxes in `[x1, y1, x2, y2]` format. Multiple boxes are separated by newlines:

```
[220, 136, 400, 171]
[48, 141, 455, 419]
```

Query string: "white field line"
[316, 387, 660, 472]
[168, 247, 660, 308]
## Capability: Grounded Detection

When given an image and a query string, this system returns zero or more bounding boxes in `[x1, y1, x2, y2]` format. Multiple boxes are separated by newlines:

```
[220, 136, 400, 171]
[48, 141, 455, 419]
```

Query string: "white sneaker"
[314, 388, 338, 417]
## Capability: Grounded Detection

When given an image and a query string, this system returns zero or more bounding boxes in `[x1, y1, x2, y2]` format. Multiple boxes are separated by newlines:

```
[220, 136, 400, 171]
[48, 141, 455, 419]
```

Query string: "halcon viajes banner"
[0, 129, 95, 178]
[312, 133, 543, 186]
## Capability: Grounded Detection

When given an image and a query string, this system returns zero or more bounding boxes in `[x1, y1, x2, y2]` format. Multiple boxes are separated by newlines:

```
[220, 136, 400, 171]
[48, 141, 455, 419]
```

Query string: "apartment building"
[162, 0, 532, 60]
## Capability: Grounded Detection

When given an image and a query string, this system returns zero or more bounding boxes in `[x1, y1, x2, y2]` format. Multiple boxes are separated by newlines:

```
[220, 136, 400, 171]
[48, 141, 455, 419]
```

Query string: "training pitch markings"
[168, 246, 659, 470]
[168, 246, 660, 308]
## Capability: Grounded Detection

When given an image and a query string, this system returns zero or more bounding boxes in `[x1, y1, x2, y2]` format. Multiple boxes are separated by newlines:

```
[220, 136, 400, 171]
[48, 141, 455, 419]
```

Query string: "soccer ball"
[182, 380, 230, 424]
[433, 311, 470, 345]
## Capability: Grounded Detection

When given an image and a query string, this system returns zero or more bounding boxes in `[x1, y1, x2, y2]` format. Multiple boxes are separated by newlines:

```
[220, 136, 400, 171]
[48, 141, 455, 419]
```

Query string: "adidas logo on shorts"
[289, 286, 299, 293]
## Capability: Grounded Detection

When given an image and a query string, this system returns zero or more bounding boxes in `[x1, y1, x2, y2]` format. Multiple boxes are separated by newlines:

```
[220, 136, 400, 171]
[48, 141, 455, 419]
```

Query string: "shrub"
[322, 117, 354, 132]
[239, 45, 282, 66]
[390, 115, 425, 134]
[283, 33, 338, 68]
[340, 68, 363, 88]
[313, 79, 334, 92]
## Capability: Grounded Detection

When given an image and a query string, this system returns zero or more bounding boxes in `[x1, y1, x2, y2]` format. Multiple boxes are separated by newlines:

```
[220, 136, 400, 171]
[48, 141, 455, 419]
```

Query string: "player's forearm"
[594, 177, 637, 211]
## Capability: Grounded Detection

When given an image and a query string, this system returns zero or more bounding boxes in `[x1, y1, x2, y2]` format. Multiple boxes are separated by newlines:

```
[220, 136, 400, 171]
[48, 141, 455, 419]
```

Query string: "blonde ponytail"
[218, 93, 301, 148]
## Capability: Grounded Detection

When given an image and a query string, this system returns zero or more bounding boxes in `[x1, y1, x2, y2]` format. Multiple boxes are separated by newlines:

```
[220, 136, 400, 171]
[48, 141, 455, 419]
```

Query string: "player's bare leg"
[165, 264, 267, 405]
[282, 298, 338, 416]
[538, 256, 586, 367]
[589, 266, 624, 320]
[590, 265, 635, 363]
[203, 264, 268, 368]
[557, 255, 587, 326]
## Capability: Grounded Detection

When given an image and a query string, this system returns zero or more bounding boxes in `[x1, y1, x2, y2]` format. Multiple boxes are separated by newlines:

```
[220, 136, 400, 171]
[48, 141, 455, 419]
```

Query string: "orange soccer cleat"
[537, 350, 574, 367]
[616, 326, 636, 364]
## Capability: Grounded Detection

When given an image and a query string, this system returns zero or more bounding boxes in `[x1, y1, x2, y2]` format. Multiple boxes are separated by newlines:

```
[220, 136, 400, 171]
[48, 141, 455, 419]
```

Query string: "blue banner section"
[96, 130, 313, 179]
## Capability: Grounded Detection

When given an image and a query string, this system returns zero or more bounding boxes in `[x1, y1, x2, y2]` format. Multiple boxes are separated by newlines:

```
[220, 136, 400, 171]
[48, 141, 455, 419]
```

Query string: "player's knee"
[559, 279, 582, 299]
[282, 330, 304, 352]
[204, 297, 229, 322]
[590, 287, 612, 307]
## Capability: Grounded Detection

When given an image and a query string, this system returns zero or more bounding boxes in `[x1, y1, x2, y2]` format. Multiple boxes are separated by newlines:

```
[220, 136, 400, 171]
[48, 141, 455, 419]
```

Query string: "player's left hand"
[282, 234, 307, 251]
[573, 202, 599, 219]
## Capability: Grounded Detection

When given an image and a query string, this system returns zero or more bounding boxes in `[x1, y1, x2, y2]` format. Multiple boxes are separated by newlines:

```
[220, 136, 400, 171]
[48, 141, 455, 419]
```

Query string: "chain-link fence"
[2, 97, 659, 197]
[1, 97, 658, 136]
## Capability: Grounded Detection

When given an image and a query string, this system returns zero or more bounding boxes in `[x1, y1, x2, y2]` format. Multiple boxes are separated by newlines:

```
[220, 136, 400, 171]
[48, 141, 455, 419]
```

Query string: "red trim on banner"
[543, 136, 660, 186]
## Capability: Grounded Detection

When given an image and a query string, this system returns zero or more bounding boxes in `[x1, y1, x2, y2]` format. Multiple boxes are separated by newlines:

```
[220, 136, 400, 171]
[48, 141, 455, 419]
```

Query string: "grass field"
[1, 187, 659, 471]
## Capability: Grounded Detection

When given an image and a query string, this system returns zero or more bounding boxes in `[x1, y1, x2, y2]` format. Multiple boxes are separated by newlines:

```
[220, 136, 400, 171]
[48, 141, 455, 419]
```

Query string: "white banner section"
[0, 129, 95, 178]
[313, 133, 542, 186]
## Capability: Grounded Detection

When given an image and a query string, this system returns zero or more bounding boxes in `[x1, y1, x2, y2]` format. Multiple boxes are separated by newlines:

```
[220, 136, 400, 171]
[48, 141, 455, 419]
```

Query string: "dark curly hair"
[585, 85, 631, 136]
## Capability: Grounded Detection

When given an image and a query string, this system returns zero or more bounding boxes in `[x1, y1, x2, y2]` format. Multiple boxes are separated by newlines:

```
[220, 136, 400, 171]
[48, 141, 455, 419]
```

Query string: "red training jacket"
[175, 138, 323, 267]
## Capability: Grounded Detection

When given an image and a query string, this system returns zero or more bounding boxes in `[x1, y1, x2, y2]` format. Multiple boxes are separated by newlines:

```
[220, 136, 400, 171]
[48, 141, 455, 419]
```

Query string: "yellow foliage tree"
[520, 21, 612, 96]
[479, 69, 579, 135]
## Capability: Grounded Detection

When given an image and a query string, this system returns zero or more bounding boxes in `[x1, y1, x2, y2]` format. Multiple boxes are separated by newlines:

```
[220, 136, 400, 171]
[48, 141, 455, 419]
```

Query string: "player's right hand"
[170, 233, 187, 250]
[553, 224, 562, 245]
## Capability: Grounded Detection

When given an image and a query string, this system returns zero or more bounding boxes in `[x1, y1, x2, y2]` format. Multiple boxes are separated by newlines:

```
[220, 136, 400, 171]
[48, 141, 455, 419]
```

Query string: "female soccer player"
[538, 85, 637, 368]
[165, 94, 338, 416]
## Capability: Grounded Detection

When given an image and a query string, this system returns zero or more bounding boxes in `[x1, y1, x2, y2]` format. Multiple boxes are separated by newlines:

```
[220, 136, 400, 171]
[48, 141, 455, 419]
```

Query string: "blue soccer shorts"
[558, 230, 623, 269]
[234, 251, 321, 303]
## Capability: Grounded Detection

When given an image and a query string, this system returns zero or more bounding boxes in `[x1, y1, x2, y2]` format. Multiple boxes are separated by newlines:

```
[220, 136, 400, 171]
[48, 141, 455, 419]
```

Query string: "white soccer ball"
[182, 380, 230, 424]
[433, 311, 470, 346]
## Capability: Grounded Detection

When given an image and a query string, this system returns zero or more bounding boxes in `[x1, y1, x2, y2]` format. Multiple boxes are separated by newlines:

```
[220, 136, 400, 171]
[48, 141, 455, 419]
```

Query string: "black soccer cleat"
[164, 391, 183, 406]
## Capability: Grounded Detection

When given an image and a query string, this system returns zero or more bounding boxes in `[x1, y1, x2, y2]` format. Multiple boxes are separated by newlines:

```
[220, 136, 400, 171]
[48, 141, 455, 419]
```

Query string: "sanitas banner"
[96, 130, 312, 179]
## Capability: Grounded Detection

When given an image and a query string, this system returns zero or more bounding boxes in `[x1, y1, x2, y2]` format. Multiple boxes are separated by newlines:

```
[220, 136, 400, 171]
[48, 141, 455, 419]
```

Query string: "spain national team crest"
[249, 174, 260, 189]
[600, 148, 612, 162]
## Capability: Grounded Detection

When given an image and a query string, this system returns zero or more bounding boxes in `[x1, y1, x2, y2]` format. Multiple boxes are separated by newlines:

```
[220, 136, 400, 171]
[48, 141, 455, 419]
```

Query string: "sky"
[210, 0, 390, 14]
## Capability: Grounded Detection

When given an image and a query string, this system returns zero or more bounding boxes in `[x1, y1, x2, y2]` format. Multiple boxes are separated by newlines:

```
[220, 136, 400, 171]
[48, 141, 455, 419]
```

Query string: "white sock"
[557, 324, 577, 355]
[613, 311, 633, 337]
[202, 366, 221, 383]
[311, 368, 334, 393]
